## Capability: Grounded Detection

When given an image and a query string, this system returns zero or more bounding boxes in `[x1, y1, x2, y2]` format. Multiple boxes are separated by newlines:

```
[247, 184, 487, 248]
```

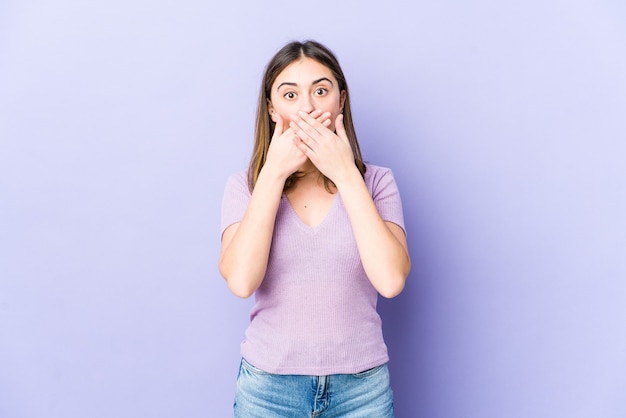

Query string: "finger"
[315, 110, 331, 124]
[335, 114, 347, 140]
[289, 110, 332, 143]
[302, 109, 329, 123]
[309, 109, 323, 119]
[297, 110, 326, 130]
[272, 113, 284, 138]
[289, 120, 315, 144]
[292, 135, 314, 154]
[291, 110, 330, 128]
[291, 111, 325, 140]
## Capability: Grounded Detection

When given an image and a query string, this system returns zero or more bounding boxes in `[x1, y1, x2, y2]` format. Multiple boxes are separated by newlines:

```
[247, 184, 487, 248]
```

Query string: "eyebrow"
[276, 77, 334, 92]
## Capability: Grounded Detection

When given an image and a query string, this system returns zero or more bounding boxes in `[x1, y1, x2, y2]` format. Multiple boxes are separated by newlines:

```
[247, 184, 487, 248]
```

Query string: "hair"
[247, 40, 366, 192]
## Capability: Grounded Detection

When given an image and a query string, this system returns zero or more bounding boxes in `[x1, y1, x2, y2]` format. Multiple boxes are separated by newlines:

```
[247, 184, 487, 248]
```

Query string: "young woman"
[219, 40, 410, 417]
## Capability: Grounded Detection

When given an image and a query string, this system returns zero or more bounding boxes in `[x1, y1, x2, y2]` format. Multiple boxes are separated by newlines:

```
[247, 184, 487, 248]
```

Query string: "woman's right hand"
[219, 109, 331, 298]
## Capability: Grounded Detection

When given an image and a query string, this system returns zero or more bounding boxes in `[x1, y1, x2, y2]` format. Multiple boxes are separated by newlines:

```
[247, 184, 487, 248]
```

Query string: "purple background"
[1, 1, 625, 417]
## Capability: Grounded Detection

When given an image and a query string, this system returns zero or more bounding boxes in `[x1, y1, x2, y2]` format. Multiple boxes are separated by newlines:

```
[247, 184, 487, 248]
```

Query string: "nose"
[299, 95, 314, 114]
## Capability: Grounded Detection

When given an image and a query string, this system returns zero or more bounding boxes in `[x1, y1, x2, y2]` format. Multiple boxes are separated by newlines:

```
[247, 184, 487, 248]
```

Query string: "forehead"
[272, 57, 336, 88]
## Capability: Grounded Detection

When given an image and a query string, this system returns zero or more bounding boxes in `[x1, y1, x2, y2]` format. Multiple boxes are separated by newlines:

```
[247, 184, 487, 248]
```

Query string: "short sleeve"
[220, 170, 251, 237]
[364, 165, 406, 235]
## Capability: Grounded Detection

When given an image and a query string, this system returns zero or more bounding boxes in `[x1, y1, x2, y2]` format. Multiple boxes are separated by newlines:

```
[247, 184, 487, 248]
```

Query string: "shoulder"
[222, 169, 251, 198]
[364, 163, 393, 180]
[224, 169, 249, 189]
[363, 163, 396, 188]
[227, 169, 248, 184]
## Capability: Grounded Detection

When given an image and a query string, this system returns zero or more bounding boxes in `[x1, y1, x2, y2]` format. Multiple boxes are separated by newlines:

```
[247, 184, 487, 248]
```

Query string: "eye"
[314, 88, 328, 96]
[284, 91, 297, 100]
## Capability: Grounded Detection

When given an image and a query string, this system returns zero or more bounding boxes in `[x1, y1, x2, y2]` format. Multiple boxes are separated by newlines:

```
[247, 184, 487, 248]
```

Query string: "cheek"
[270, 102, 291, 120]
[319, 101, 342, 122]
[273, 109, 295, 126]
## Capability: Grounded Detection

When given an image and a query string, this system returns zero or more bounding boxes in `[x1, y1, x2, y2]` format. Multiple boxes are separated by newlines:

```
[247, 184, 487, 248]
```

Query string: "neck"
[295, 161, 321, 179]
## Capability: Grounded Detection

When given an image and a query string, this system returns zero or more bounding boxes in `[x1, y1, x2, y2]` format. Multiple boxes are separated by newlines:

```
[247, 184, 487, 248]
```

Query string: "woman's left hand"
[289, 110, 356, 183]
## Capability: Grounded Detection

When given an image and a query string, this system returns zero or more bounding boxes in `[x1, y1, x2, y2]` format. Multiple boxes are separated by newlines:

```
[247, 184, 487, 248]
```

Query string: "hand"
[265, 110, 332, 179]
[289, 110, 356, 183]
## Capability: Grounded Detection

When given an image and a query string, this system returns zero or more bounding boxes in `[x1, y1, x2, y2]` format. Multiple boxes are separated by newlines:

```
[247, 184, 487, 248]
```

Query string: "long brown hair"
[247, 40, 366, 192]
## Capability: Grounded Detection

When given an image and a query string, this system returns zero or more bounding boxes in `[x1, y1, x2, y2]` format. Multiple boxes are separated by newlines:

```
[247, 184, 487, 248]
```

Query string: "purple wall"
[1, 1, 625, 417]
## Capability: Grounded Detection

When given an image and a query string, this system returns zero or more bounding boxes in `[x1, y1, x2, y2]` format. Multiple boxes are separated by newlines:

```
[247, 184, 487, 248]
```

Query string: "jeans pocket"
[352, 363, 386, 378]
[240, 357, 268, 375]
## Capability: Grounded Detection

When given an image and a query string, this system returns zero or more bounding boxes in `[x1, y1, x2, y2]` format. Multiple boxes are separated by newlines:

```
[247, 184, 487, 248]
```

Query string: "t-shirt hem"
[242, 355, 390, 376]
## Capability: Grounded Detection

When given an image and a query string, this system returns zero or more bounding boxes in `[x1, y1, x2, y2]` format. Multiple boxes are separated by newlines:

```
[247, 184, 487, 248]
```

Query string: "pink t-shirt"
[221, 164, 406, 375]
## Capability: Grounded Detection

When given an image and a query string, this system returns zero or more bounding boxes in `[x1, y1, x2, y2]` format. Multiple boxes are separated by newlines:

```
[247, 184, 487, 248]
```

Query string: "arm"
[219, 167, 287, 298]
[219, 111, 332, 298]
[334, 168, 411, 298]
[290, 111, 411, 297]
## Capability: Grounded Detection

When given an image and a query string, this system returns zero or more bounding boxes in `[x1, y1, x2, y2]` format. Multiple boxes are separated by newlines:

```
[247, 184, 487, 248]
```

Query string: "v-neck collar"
[282, 193, 339, 231]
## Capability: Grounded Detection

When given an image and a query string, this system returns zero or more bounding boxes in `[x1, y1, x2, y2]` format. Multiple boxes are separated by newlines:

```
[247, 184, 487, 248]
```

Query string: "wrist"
[258, 162, 290, 186]
[333, 164, 362, 191]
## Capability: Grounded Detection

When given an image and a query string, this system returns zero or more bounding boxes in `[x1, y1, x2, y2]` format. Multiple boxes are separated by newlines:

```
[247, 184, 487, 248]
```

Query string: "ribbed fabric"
[221, 164, 406, 375]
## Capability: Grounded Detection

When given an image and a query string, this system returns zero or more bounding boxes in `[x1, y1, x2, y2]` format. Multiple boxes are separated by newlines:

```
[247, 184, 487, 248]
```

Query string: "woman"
[219, 40, 410, 417]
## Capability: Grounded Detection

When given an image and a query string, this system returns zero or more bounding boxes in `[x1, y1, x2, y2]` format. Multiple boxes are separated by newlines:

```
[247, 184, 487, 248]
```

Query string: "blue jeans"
[233, 358, 394, 417]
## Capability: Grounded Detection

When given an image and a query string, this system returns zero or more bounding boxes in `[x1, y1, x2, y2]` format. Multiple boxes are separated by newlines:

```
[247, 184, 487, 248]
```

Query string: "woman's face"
[268, 57, 346, 131]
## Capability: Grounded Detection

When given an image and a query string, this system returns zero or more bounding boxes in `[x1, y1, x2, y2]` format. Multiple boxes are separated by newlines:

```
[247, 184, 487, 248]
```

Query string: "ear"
[267, 100, 277, 122]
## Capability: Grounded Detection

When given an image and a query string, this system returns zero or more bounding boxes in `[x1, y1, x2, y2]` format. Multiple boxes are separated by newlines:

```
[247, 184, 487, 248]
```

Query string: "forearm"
[335, 167, 411, 298]
[219, 167, 287, 298]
